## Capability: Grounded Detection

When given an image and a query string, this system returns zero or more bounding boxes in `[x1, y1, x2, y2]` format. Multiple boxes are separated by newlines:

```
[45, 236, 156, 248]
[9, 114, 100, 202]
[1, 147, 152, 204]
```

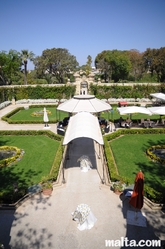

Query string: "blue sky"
[1, 0, 165, 69]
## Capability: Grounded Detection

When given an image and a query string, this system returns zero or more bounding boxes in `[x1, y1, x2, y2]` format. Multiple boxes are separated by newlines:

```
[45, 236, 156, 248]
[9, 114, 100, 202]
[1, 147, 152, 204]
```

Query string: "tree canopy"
[143, 47, 165, 82]
[34, 48, 79, 83]
[0, 50, 22, 85]
[95, 47, 165, 82]
[0, 46, 165, 85]
[95, 50, 134, 82]
[19, 50, 35, 85]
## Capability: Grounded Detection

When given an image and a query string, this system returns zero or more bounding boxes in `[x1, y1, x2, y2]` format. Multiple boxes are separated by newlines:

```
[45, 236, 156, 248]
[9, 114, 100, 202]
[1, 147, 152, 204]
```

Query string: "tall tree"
[127, 49, 143, 81]
[19, 50, 35, 85]
[86, 55, 92, 75]
[95, 50, 131, 82]
[95, 50, 110, 82]
[143, 47, 165, 82]
[34, 48, 79, 83]
[0, 50, 21, 85]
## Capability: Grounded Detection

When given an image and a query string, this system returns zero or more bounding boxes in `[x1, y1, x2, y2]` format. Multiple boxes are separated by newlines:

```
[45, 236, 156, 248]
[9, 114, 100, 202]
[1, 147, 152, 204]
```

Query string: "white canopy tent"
[57, 95, 112, 113]
[150, 93, 165, 102]
[117, 106, 152, 115]
[63, 112, 104, 145]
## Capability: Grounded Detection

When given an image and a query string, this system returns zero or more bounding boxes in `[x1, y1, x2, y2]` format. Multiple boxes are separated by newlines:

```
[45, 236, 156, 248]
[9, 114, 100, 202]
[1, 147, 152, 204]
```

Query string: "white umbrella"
[147, 106, 165, 115]
[117, 106, 152, 115]
[43, 107, 49, 127]
[57, 95, 112, 113]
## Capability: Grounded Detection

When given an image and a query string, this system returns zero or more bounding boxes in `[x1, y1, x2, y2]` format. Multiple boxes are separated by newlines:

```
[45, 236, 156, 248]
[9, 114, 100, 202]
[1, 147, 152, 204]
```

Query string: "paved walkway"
[0, 104, 165, 249]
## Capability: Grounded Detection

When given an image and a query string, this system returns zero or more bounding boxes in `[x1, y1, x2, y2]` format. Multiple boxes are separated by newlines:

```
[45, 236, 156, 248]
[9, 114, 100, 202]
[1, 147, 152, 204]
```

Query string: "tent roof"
[150, 93, 165, 101]
[57, 95, 112, 113]
[117, 106, 152, 115]
[63, 112, 104, 145]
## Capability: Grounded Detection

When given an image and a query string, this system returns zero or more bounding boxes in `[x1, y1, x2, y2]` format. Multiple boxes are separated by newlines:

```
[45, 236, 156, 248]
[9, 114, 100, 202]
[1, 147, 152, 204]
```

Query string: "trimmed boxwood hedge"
[104, 128, 165, 204]
[0, 85, 76, 102]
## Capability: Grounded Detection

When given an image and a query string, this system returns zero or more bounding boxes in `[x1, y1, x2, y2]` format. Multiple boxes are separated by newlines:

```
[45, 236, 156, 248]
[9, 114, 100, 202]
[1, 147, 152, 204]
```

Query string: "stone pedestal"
[12, 98, 16, 105]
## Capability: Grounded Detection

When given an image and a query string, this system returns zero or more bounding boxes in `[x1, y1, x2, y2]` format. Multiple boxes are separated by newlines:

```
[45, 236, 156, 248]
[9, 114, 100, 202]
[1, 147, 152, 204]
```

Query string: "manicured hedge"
[0, 85, 76, 102]
[89, 83, 165, 99]
[0, 130, 62, 141]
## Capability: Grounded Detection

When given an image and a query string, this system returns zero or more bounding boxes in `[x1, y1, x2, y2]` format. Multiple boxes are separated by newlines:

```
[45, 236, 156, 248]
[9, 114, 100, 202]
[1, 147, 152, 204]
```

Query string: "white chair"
[153, 120, 159, 127]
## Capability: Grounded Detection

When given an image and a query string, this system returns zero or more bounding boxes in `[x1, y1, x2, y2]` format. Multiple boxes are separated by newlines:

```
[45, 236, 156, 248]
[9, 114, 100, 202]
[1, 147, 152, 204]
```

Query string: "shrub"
[144, 185, 164, 204]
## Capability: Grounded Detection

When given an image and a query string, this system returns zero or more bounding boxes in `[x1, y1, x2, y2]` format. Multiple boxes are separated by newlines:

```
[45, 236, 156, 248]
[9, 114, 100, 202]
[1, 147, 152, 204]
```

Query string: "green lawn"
[0, 135, 60, 201]
[9, 107, 69, 122]
[110, 134, 165, 192]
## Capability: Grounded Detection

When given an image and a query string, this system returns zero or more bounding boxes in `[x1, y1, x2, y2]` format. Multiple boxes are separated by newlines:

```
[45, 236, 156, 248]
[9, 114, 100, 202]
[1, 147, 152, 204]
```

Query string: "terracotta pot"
[42, 188, 53, 196]
[114, 190, 123, 195]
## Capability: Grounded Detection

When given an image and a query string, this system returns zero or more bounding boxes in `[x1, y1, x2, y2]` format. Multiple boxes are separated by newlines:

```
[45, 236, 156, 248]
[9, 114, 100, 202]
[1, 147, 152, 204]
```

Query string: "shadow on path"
[119, 193, 164, 248]
[0, 193, 53, 249]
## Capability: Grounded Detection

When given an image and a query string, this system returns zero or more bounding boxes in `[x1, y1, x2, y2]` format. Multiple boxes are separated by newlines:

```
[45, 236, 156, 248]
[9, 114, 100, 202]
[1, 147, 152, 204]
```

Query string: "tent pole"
[99, 144, 101, 158]
[62, 145, 66, 183]
[101, 145, 105, 184]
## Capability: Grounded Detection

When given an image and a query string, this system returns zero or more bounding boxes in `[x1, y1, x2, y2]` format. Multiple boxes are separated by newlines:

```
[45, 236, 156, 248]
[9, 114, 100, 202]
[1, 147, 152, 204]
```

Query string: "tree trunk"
[24, 61, 28, 85]
[0, 75, 6, 85]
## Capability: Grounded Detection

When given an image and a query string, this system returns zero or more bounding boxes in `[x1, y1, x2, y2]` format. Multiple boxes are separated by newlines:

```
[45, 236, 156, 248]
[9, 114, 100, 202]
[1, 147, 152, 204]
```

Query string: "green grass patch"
[110, 134, 165, 193]
[9, 106, 68, 122]
[0, 135, 60, 203]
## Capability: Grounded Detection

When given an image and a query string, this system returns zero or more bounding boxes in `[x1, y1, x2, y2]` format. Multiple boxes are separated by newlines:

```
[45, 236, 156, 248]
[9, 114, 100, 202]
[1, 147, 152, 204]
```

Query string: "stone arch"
[80, 81, 88, 95]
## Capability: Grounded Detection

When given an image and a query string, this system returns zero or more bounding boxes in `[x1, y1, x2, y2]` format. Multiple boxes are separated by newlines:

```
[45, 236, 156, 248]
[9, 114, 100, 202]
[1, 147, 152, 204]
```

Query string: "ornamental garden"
[0, 104, 165, 206]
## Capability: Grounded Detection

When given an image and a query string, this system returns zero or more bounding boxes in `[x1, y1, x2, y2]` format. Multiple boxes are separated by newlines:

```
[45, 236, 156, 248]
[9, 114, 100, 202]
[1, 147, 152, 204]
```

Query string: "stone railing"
[0, 101, 11, 110]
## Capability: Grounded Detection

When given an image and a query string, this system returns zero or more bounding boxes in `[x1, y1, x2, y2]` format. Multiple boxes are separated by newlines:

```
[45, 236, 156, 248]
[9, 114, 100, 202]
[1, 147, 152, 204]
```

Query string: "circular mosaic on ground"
[0, 146, 24, 167]
[31, 109, 51, 117]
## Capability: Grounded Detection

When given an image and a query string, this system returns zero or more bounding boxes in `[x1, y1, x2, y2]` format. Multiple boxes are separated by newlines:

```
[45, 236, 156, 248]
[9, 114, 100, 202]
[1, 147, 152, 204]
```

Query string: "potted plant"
[112, 181, 125, 195]
[41, 176, 53, 196]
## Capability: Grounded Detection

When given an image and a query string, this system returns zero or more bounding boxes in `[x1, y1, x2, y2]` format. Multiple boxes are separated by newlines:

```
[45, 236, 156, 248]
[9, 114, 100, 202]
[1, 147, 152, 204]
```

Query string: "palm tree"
[20, 50, 35, 85]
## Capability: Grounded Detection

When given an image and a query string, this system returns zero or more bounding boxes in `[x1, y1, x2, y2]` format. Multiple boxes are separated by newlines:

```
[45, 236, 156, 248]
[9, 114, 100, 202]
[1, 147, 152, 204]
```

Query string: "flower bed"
[31, 109, 51, 117]
[146, 145, 165, 165]
[0, 146, 24, 167]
